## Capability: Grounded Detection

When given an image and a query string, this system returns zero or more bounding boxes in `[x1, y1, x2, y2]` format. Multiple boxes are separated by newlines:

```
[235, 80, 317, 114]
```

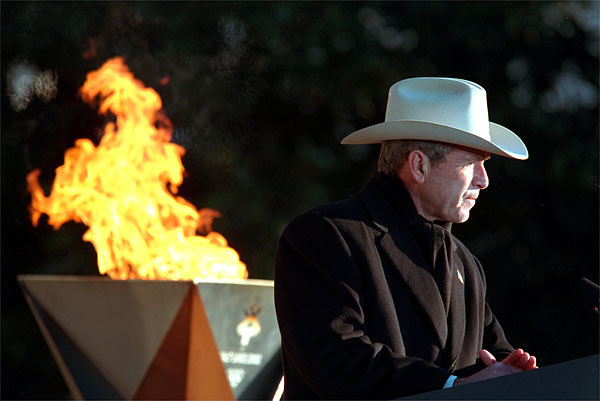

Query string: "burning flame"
[27, 57, 248, 281]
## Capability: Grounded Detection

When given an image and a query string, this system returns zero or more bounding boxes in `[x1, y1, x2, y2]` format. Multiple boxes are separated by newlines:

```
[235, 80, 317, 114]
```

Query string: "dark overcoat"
[274, 176, 513, 399]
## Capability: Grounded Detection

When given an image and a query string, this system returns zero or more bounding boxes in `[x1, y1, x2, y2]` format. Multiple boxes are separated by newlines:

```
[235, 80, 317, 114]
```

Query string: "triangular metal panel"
[132, 286, 234, 400]
[21, 289, 122, 399]
[187, 286, 236, 400]
[18, 275, 193, 399]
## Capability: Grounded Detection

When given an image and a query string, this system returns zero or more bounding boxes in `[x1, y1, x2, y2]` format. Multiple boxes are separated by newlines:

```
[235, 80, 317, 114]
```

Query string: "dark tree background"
[2, 2, 598, 399]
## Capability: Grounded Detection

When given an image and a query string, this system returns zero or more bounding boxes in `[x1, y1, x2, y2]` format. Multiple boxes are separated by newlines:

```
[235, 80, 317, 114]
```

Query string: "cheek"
[449, 182, 471, 211]
[451, 178, 469, 199]
[459, 172, 473, 195]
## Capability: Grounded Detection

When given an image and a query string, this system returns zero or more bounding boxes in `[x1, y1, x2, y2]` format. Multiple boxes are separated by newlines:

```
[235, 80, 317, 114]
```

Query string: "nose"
[473, 161, 489, 189]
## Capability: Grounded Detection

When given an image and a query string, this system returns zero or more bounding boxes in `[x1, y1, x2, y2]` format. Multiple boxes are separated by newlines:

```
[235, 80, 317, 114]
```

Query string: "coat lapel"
[378, 232, 448, 349]
[357, 179, 448, 349]
[446, 249, 466, 370]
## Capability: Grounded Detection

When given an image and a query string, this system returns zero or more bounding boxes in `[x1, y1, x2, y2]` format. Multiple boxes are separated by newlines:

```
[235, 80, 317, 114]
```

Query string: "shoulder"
[312, 195, 370, 222]
[282, 195, 372, 238]
[277, 178, 394, 255]
[285, 177, 389, 233]
[274, 197, 370, 285]
[288, 189, 384, 229]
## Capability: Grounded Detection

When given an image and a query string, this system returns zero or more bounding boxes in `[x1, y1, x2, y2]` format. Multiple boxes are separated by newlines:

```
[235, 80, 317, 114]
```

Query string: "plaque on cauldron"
[196, 279, 281, 400]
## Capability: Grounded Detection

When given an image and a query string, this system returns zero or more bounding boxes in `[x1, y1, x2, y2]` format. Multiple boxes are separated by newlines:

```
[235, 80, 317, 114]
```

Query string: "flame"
[27, 57, 248, 281]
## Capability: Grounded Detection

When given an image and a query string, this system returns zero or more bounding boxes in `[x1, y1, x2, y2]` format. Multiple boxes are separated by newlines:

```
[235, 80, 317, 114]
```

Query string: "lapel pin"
[457, 269, 464, 285]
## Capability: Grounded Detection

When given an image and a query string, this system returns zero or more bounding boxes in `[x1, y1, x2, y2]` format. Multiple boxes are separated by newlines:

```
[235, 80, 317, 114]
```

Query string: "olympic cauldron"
[20, 57, 282, 399]
[18, 275, 281, 400]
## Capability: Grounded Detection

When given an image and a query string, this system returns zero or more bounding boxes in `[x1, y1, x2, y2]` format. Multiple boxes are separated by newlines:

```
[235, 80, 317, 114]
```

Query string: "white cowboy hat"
[341, 77, 528, 160]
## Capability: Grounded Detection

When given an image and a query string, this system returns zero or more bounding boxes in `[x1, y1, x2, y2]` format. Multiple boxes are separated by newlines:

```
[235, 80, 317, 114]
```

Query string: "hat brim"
[341, 120, 528, 160]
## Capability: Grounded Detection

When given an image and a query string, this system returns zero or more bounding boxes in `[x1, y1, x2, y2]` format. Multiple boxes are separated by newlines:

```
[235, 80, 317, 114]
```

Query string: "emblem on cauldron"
[236, 301, 262, 349]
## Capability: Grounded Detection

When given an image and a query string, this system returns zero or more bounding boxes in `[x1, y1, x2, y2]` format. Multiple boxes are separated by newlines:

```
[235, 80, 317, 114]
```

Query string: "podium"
[402, 354, 599, 400]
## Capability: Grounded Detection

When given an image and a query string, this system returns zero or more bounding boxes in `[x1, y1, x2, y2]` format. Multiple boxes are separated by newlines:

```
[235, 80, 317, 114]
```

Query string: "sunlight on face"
[419, 147, 490, 223]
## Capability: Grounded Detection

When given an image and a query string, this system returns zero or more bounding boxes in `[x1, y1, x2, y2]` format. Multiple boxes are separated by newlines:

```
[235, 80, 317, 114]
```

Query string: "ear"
[406, 150, 429, 184]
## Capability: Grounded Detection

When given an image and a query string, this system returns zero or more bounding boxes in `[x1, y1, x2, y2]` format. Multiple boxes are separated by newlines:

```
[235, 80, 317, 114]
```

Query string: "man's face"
[418, 146, 490, 223]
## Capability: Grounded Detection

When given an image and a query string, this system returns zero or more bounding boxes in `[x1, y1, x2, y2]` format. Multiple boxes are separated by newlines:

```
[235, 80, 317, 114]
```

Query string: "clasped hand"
[454, 348, 537, 386]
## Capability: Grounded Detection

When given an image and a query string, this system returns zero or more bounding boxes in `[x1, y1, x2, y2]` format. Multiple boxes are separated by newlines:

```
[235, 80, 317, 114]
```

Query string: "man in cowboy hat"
[274, 77, 537, 399]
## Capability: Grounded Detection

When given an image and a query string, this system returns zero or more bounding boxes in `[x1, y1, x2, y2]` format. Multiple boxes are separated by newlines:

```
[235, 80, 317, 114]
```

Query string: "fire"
[27, 57, 248, 281]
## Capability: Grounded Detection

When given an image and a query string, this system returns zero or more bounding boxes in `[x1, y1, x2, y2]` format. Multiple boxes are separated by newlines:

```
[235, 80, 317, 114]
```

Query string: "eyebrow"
[472, 153, 490, 162]
[462, 154, 490, 165]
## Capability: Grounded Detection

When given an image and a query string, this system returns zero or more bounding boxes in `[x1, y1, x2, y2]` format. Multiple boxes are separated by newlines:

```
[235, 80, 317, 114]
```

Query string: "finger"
[516, 352, 531, 369]
[479, 349, 497, 366]
[502, 348, 524, 365]
[524, 356, 537, 370]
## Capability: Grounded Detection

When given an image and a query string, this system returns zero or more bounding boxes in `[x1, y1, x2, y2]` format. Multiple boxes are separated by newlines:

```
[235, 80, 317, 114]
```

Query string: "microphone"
[573, 277, 600, 313]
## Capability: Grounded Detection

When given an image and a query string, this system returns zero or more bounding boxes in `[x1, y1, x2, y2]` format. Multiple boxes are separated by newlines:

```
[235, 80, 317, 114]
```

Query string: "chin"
[454, 212, 471, 223]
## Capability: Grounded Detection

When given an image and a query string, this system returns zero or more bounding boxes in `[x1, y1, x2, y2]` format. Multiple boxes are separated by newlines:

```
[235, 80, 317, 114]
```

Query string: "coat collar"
[357, 176, 449, 349]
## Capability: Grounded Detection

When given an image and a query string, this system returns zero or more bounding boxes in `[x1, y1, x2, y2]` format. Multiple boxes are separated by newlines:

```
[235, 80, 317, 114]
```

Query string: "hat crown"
[385, 77, 491, 140]
[340, 76, 528, 160]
